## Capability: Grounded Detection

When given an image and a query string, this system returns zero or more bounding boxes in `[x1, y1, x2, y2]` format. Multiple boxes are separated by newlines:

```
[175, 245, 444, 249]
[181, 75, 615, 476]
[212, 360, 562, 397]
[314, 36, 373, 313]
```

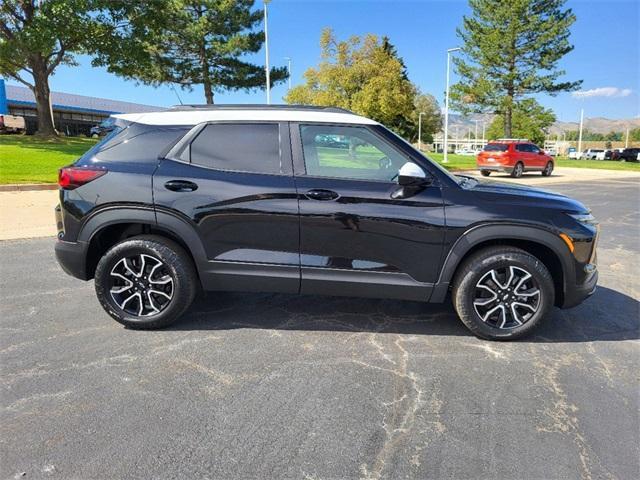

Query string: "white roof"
[112, 108, 378, 126]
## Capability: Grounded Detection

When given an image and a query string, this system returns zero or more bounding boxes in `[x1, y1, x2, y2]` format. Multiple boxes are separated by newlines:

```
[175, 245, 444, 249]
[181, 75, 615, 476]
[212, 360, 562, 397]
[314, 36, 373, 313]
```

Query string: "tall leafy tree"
[285, 29, 416, 136]
[486, 98, 555, 144]
[409, 91, 442, 144]
[92, 0, 287, 104]
[451, 0, 581, 137]
[0, 0, 101, 136]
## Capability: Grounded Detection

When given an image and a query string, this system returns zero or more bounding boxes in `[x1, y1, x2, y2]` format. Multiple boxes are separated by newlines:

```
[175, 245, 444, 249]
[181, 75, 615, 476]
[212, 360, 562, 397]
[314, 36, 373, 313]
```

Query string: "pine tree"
[93, 0, 288, 104]
[451, 0, 581, 137]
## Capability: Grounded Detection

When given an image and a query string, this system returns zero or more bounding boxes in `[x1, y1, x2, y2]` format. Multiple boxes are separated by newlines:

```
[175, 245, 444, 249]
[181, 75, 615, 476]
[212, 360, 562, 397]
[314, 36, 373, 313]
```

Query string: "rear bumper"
[561, 268, 598, 309]
[477, 164, 513, 173]
[54, 239, 90, 280]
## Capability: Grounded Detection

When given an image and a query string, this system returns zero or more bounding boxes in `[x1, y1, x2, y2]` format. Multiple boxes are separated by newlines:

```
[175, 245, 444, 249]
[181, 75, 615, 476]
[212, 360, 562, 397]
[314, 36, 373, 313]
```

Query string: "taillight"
[58, 166, 107, 190]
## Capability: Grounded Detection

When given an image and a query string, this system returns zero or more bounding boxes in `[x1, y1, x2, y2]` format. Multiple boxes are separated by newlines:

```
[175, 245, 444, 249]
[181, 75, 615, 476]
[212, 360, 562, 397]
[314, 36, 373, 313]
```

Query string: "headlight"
[567, 213, 598, 225]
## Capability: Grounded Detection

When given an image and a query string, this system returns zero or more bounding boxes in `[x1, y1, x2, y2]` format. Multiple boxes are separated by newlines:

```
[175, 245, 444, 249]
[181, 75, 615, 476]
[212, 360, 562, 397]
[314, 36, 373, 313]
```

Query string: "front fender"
[430, 223, 574, 302]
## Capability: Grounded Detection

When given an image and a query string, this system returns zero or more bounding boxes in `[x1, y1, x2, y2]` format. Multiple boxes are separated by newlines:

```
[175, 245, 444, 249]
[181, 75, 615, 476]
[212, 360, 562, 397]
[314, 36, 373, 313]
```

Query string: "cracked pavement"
[1, 178, 639, 479]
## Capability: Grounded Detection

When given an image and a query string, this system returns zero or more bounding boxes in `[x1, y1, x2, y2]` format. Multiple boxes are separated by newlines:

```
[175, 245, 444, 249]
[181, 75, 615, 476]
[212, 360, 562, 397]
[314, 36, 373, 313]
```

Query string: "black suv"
[55, 105, 598, 340]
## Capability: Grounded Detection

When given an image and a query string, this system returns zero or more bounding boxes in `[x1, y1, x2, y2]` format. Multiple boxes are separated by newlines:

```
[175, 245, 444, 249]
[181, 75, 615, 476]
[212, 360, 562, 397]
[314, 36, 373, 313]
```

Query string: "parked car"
[0, 114, 26, 134]
[54, 105, 598, 341]
[89, 118, 117, 138]
[612, 147, 640, 162]
[580, 149, 604, 160]
[476, 140, 555, 178]
[567, 148, 579, 159]
[454, 147, 478, 156]
[595, 150, 611, 160]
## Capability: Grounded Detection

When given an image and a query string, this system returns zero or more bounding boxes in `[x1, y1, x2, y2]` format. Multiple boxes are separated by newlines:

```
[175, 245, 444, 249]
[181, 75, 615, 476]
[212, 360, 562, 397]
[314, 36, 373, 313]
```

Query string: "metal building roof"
[5, 84, 161, 115]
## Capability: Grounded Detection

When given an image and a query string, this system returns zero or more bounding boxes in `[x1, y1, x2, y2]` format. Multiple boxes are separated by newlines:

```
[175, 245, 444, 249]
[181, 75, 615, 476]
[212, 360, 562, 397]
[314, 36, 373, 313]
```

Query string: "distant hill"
[447, 114, 639, 136]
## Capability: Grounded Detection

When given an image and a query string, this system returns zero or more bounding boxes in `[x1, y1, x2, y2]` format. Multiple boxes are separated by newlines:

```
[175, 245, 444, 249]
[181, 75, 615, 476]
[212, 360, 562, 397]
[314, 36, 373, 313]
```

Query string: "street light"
[443, 47, 461, 163]
[418, 112, 426, 152]
[577, 107, 584, 154]
[284, 57, 292, 90]
[264, 0, 271, 104]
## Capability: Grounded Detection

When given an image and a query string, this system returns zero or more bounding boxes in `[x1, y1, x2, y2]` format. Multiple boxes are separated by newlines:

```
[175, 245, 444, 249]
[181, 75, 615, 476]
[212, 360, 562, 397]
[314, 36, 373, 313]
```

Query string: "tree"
[0, 1, 101, 136]
[485, 98, 555, 145]
[92, 0, 287, 104]
[409, 91, 442, 143]
[285, 29, 416, 135]
[629, 128, 640, 142]
[451, 0, 582, 138]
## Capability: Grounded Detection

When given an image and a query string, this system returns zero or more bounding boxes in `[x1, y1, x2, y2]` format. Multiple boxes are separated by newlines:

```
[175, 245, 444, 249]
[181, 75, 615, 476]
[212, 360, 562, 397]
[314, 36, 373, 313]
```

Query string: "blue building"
[0, 80, 160, 136]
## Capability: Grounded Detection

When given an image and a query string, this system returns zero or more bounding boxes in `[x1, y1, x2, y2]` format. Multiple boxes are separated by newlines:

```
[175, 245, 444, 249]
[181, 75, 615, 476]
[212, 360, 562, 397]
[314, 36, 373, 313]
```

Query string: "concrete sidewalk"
[0, 167, 638, 241]
[0, 190, 58, 240]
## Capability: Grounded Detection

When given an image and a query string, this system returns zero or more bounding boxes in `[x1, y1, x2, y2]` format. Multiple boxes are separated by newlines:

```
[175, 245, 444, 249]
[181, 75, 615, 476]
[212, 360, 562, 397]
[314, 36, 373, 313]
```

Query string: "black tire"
[94, 235, 198, 329]
[480, 170, 491, 177]
[452, 246, 555, 340]
[541, 161, 554, 176]
[510, 162, 524, 178]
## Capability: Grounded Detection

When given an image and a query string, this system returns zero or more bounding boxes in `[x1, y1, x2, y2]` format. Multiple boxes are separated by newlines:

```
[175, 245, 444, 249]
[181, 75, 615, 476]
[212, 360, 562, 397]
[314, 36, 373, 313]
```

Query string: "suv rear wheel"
[94, 235, 197, 329]
[452, 246, 555, 340]
[510, 162, 524, 178]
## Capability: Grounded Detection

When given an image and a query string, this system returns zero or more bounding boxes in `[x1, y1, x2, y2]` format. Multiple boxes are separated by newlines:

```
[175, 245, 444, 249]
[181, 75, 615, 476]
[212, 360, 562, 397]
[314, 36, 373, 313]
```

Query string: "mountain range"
[448, 114, 640, 136]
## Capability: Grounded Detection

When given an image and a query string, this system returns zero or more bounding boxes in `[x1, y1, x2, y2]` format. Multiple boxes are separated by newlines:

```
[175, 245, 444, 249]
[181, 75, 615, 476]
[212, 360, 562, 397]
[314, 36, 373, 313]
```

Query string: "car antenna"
[170, 84, 184, 105]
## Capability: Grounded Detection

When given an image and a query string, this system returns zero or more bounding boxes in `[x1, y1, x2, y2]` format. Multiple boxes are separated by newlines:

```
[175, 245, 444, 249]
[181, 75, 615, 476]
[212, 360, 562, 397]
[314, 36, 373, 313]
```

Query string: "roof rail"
[495, 138, 530, 142]
[169, 104, 355, 114]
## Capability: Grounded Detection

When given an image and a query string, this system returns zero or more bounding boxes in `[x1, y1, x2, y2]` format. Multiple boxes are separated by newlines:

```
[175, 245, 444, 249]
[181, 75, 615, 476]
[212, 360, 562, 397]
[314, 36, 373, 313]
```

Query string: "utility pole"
[625, 127, 630, 148]
[284, 57, 292, 90]
[418, 112, 426, 152]
[577, 108, 584, 154]
[443, 47, 461, 163]
[264, 0, 271, 104]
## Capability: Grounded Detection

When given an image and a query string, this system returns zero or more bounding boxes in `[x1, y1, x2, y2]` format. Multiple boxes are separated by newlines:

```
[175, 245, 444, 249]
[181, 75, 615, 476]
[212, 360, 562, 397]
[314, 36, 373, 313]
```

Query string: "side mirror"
[539, 150, 544, 155]
[397, 162, 431, 186]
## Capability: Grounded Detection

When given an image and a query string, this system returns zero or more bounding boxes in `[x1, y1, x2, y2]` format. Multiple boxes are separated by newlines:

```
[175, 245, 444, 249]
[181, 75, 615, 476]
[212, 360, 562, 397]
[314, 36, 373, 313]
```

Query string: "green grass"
[1, 135, 638, 184]
[426, 152, 640, 172]
[0, 135, 98, 184]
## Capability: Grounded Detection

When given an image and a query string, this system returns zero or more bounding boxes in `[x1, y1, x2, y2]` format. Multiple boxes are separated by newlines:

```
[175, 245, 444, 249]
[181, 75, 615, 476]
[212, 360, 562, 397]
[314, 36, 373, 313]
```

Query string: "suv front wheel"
[94, 235, 197, 329]
[452, 246, 555, 340]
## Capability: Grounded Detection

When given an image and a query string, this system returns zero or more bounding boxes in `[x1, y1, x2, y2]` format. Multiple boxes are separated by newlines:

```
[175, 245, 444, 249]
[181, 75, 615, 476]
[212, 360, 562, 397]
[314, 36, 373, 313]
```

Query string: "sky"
[7, 0, 640, 122]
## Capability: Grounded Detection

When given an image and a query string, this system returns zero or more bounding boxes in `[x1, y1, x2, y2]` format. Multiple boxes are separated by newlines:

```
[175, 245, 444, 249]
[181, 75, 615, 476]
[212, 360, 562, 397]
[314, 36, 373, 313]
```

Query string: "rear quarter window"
[95, 127, 189, 163]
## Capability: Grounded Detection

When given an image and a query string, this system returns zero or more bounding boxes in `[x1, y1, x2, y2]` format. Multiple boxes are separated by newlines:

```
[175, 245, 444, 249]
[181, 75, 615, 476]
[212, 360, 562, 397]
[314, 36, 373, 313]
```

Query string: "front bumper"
[562, 267, 598, 308]
[54, 239, 90, 280]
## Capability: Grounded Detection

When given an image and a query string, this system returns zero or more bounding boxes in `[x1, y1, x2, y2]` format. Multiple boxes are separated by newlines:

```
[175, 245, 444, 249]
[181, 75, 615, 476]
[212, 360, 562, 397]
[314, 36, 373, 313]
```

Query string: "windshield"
[483, 144, 508, 152]
[76, 125, 126, 164]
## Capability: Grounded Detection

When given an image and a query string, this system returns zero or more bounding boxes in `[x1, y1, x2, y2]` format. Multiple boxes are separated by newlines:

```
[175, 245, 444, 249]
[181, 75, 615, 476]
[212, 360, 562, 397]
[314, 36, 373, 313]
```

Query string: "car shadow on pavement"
[171, 286, 639, 343]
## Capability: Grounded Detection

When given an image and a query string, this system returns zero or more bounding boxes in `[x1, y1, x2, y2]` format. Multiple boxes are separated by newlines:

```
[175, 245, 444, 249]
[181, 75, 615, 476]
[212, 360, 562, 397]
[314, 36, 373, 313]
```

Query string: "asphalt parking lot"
[1, 176, 639, 480]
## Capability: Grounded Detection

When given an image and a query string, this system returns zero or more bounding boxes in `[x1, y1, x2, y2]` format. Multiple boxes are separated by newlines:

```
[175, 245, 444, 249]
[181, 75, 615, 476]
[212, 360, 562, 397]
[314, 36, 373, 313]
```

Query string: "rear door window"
[189, 123, 283, 174]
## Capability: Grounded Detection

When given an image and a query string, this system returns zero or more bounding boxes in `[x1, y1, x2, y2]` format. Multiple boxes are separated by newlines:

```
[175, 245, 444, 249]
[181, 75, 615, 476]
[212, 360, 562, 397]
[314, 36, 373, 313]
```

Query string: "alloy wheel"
[473, 265, 540, 329]
[109, 254, 174, 317]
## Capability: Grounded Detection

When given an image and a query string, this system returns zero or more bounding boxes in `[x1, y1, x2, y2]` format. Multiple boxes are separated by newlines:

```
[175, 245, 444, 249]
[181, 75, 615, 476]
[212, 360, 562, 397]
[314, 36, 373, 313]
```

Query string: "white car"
[580, 149, 604, 160]
[595, 150, 611, 160]
[454, 148, 477, 156]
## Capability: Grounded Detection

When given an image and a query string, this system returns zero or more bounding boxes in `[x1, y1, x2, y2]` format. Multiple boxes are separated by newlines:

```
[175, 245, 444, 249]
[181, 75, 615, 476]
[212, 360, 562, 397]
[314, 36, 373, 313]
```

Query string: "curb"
[0, 183, 58, 192]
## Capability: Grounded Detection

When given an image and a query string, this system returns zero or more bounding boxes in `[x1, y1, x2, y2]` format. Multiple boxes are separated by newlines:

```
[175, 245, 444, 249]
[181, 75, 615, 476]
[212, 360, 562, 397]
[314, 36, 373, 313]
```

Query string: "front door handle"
[164, 180, 198, 192]
[305, 189, 339, 201]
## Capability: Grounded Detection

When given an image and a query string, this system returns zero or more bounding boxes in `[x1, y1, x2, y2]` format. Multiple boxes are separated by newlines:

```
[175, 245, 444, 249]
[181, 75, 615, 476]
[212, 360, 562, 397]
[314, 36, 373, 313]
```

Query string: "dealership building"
[0, 79, 160, 136]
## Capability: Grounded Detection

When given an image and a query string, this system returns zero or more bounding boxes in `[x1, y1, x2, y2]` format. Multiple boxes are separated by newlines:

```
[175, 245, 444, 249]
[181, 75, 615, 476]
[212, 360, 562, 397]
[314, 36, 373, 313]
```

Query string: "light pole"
[481, 121, 485, 146]
[418, 112, 426, 152]
[577, 108, 584, 154]
[474, 119, 479, 150]
[284, 57, 292, 90]
[443, 47, 461, 163]
[264, 0, 271, 104]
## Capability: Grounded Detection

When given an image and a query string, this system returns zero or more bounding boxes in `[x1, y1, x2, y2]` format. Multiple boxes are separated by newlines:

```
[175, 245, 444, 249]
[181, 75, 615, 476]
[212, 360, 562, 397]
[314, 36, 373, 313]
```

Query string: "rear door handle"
[164, 180, 198, 192]
[305, 189, 339, 201]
